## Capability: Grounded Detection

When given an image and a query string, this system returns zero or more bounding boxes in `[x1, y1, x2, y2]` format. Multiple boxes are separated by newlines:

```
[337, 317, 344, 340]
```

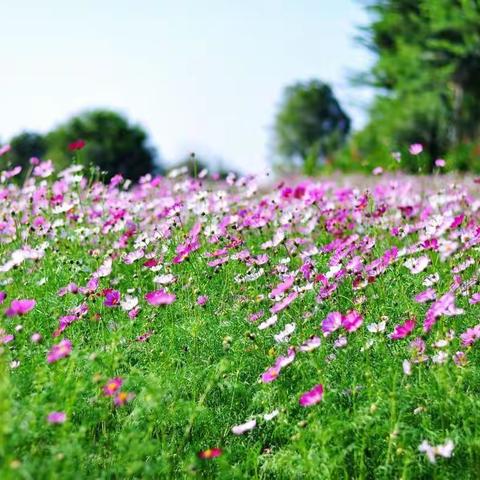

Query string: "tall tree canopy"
[8, 131, 47, 174]
[356, 0, 480, 172]
[46, 110, 159, 181]
[273, 80, 351, 174]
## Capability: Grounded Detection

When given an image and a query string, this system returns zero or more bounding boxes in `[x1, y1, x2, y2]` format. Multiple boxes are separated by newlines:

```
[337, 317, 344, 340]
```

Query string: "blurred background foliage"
[1, 0, 480, 179]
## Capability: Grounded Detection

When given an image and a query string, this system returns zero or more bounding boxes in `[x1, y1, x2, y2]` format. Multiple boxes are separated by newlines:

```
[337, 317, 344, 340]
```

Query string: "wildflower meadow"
[1, 152, 480, 479]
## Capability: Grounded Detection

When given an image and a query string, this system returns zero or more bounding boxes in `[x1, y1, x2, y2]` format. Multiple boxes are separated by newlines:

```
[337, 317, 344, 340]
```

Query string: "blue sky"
[0, 0, 372, 173]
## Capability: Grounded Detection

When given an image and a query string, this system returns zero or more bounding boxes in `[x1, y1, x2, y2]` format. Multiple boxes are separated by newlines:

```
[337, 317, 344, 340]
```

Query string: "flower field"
[1, 161, 480, 479]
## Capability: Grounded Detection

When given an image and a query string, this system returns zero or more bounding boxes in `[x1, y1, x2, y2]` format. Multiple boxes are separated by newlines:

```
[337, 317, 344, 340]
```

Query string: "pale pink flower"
[232, 419, 256, 435]
[415, 288, 436, 303]
[402, 359, 412, 375]
[47, 339, 72, 363]
[409, 143, 423, 155]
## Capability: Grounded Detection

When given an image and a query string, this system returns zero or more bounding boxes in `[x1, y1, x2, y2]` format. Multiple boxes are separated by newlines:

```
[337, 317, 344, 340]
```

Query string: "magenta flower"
[269, 275, 295, 298]
[261, 367, 280, 383]
[390, 318, 416, 340]
[409, 143, 423, 155]
[342, 310, 363, 332]
[103, 377, 123, 396]
[321, 311, 342, 335]
[47, 412, 67, 423]
[144, 289, 176, 306]
[197, 295, 208, 306]
[104, 289, 120, 307]
[0, 291, 6, 304]
[5, 299, 36, 317]
[270, 291, 298, 314]
[47, 412, 66, 424]
[68, 139, 86, 151]
[299, 384, 324, 407]
[47, 339, 72, 363]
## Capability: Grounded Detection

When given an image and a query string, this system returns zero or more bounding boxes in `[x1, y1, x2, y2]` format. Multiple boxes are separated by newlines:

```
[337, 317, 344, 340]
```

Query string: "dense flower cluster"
[1, 159, 479, 472]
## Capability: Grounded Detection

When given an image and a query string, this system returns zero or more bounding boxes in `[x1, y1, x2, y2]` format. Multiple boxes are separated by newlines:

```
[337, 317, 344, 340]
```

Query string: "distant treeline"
[2, 0, 480, 178]
[274, 0, 480, 175]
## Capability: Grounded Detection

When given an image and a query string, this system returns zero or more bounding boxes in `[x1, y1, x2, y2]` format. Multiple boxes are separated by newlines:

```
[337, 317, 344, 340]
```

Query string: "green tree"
[356, 0, 480, 172]
[8, 131, 47, 173]
[46, 110, 159, 181]
[273, 80, 351, 174]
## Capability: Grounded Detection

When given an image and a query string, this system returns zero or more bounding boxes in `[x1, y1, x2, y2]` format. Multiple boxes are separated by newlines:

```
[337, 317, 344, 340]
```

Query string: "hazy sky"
[0, 0, 372, 173]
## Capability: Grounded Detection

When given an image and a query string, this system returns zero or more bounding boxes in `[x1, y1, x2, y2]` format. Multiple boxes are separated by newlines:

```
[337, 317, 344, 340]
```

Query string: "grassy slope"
[1, 174, 480, 479]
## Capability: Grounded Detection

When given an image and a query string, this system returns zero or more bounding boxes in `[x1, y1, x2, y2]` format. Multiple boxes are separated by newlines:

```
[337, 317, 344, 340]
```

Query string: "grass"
[1, 164, 480, 479]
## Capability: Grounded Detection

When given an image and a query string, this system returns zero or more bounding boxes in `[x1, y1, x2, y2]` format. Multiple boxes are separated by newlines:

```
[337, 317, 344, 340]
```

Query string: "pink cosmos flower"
[299, 336, 321, 352]
[197, 295, 208, 306]
[460, 324, 480, 347]
[423, 293, 463, 332]
[404, 255, 429, 274]
[47, 339, 72, 363]
[104, 289, 120, 307]
[0, 291, 6, 304]
[249, 310, 264, 322]
[410, 337, 426, 355]
[435, 158, 446, 167]
[103, 377, 123, 396]
[47, 412, 66, 424]
[372, 166, 383, 176]
[321, 311, 342, 336]
[114, 391, 135, 407]
[409, 143, 423, 155]
[269, 275, 295, 298]
[145, 289, 176, 306]
[198, 448, 222, 459]
[0, 144, 11, 156]
[0, 329, 14, 344]
[342, 310, 363, 332]
[390, 318, 416, 340]
[31, 332, 42, 343]
[5, 299, 36, 317]
[299, 384, 324, 407]
[270, 291, 298, 314]
[414, 288, 436, 303]
[453, 351, 467, 367]
[261, 367, 280, 383]
[232, 419, 256, 435]
[469, 293, 480, 305]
